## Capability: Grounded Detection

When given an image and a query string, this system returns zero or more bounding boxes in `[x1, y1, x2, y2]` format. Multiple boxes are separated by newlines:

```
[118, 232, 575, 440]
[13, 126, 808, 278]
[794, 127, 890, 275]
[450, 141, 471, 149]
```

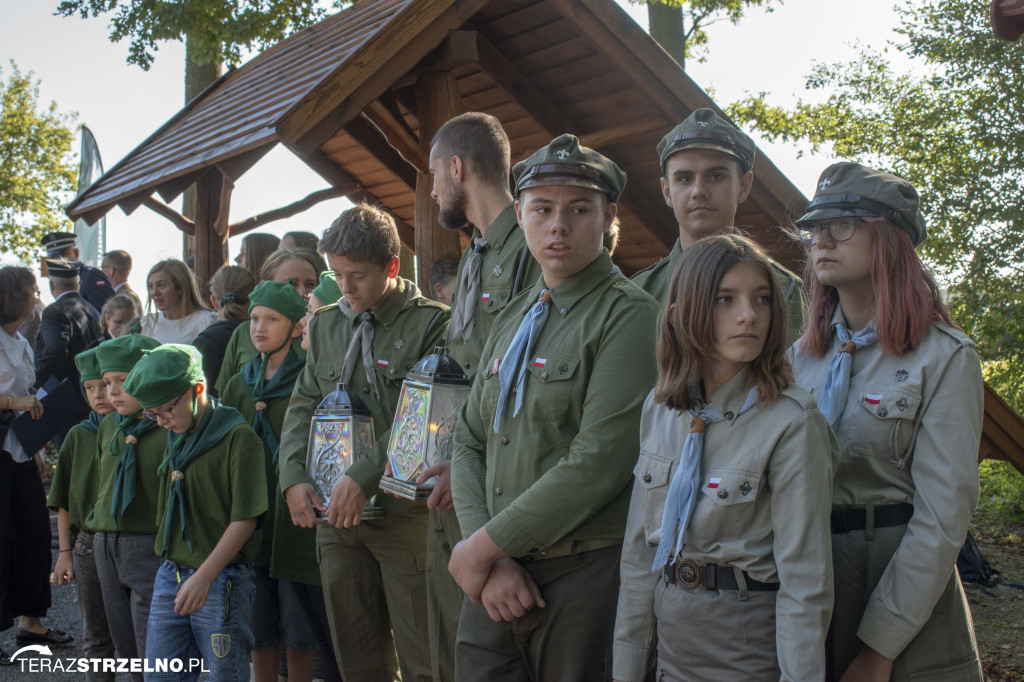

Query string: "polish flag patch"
[707, 478, 721, 489]
[532, 357, 547, 368]
[376, 359, 389, 368]
[480, 293, 490, 302]
[864, 394, 882, 405]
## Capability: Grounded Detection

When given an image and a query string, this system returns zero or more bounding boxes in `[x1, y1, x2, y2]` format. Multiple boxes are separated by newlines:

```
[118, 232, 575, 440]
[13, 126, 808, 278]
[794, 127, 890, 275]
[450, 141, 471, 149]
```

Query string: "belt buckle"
[674, 560, 702, 590]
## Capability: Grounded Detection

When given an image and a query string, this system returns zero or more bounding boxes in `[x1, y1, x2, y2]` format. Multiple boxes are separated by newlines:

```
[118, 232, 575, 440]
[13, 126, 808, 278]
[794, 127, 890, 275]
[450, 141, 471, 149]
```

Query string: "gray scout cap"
[657, 109, 757, 174]
[513, 134, 627, 202]
[796, 162, 927, 246]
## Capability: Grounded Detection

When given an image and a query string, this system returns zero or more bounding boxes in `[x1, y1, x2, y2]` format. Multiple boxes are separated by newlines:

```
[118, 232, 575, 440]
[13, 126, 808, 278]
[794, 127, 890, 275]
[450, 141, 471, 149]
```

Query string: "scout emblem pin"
[556, 149, 570, 160]
[739, 481, 752, 496]
[493, 265, 503, 277]
[818, 176, 832, 191]
[893, 369, 908, 382]
[697, 120, 709, 127]
[394, 339, 405, 350]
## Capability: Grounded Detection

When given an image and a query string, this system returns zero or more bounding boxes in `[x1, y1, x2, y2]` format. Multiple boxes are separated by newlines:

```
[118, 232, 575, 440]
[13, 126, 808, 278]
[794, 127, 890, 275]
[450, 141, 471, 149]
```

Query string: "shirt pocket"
[633, 450, 674, 545]
[478, 284, 513, 315]
[313, 356, 346, 395]
[694, 468, 762, 541]
[523, 352, 580, 422]
[854, 388, 921, 468]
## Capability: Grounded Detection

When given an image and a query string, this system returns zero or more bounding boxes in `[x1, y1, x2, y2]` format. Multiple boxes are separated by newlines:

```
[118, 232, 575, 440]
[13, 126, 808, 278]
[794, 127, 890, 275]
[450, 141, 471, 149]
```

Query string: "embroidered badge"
[740, 481, 752, 496]
[532, 357, 547, 369]
[376, 359, 389, 369]
[394, 339, 405, 350]
[556, 149, 571, 160]
[493, 265, 503, 277]
[211, 633, 231, 658]
[896, 397, 909, 411]
[559, 363, 569, 375]
[697, 120, 709, 128]
[707, 477, 721, 489]
[818, 176, 832, 191]
[864, 393, 883, 405]
[893, 369, 908, 383]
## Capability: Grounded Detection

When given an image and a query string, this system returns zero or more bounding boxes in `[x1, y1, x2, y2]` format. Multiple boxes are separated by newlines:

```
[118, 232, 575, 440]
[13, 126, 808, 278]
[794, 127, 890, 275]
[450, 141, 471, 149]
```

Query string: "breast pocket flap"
[857, 389, 921, 421]
[525, 353, 579, 384]
[633, 451, 672, 490]
[699, 469, 761, 506]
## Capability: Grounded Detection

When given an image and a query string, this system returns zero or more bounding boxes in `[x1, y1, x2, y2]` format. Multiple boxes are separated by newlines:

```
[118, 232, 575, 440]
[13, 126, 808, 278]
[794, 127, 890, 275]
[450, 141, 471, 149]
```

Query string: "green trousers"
[426, 508, 464, 682]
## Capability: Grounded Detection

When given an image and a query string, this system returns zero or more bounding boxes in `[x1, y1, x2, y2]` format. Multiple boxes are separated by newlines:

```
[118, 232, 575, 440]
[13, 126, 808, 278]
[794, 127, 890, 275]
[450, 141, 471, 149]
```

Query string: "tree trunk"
[647, 2, 686, 69]
[182, 36, 223, 262]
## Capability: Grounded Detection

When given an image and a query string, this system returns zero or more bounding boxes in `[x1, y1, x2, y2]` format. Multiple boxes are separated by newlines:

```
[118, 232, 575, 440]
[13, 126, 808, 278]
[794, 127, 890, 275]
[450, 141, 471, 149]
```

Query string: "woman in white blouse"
[140, 259, 218, 344]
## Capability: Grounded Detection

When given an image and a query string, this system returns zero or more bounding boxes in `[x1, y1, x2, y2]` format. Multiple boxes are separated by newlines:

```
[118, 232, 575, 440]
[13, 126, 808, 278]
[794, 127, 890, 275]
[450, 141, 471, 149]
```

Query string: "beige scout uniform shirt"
[451, 251, 659, 557]
[447, 204, 540, 382]
[790, 310, 983, 660]
[631, 237, 808, 344]
[614, 369, 836, 682]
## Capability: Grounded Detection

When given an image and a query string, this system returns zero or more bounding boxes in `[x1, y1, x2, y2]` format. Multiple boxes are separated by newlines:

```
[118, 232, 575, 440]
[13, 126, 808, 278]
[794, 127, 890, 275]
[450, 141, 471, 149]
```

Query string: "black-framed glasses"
[142, 392, 186, 421]
[798, 218, 863, 246]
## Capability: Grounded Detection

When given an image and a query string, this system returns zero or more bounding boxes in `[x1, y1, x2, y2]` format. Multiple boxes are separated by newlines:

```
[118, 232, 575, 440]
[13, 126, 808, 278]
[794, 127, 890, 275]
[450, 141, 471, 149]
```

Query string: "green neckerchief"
[79, 410, 104, 434]
[240, 346, 304, 466]
[109, 412, 161, 524]
[158, 400, 247, 556]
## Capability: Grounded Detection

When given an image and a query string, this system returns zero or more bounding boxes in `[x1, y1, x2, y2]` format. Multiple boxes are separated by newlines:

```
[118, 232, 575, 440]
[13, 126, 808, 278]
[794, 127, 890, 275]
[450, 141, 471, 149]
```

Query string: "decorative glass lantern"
[381, 347, 472, 500]
[306, 382, 383, 520]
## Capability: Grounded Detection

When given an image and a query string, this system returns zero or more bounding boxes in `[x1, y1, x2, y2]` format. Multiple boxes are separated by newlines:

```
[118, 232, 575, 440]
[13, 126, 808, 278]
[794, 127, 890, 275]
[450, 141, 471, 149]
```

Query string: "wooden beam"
[578, 119, 667, 150]
[414, 69, 463, 293]
[143, 197, 196, 236]
[193, 168, 233, 292]
[342, 115, 419, 191]
[363, 98, 429, 173]
[215, 142, 275, 183]
[229, 187, 347, 236]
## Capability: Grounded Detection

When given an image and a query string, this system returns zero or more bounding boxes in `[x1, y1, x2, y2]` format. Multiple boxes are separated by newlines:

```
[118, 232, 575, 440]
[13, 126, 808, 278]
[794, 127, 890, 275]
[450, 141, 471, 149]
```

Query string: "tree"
[640, 0, 782, 69]
[728, 0, 1024, 411]
[0, 62, 77, 264]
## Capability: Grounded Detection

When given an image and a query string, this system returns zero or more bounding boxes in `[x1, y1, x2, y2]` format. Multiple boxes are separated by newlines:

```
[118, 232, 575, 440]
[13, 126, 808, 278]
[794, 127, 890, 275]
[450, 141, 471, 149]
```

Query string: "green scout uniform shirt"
[87, 412, 167, 534]
[631, 237, 808, 344]
[451, 251, 659, 557]
[214, 321, 303, 396]
[47, 422, 102, 534]
[153, 419, 268, 567]
[446, 204, 540, 381]
[278, 278, 450, 499]
[221, 371, 320, 585]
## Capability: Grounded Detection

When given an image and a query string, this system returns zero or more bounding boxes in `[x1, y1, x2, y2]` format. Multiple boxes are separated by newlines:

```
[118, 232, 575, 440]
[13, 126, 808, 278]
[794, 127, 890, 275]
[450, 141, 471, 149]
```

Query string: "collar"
[56, 290, 77, 301]
[114, 282, 126, 292]
[481, 203, 519, 250]
[0, 327, 30, 365]
[668, 238, 684, 264]
[524, 250, 614, 316]
[346, 276, 410, 329]
[828, 305, 878, 336]
[691, 367, 754, 420]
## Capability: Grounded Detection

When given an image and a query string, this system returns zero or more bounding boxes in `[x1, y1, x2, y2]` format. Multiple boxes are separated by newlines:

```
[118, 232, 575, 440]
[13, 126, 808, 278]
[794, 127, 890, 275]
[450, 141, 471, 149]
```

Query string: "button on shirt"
[451, 250, 659, 557]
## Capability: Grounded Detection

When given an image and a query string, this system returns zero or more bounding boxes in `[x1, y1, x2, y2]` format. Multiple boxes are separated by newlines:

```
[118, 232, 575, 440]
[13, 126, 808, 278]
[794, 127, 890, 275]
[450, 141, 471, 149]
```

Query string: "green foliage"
[0, 62, 77, 264]
[728, 0, 1024, 414]
[54, 0, 345, 69]
[638, 0, 782, 64]
[975, 460, 1024, 536]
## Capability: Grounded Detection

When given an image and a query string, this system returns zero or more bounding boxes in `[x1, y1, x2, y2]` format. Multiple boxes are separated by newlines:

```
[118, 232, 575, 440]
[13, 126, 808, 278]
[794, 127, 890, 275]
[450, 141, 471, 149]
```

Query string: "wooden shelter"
[65, 0, 1024, 471]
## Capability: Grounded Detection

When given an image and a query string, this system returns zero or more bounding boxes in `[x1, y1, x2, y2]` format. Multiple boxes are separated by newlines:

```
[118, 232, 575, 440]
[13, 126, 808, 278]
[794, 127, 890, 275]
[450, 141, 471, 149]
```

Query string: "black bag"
[957, 530, 1001, 588]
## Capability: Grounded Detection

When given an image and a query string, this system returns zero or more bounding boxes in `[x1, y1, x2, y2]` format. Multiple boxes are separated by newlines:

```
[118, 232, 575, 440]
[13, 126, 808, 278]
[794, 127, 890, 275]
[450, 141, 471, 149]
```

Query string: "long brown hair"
[655, 234, 792, 412]
[146, 259, 209, 318]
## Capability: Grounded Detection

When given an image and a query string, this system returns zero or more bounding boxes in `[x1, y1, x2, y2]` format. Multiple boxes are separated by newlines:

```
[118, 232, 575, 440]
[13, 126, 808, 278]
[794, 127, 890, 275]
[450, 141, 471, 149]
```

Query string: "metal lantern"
[306, 382, 384, 520]
[381, 346, 472, 500]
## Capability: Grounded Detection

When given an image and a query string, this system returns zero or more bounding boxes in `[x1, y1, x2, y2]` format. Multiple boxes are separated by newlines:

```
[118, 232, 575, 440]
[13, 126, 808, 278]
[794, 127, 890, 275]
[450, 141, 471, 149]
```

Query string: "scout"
[220, 281, 335, 682]
[426, 111, 539, 682]
[122, 344, 267, 681]
[632, 108, 806, 341]
[613, 234, 836, 681]
[278, 204, 449, 682]
[449, 134, 659, 681]
[47, 348, 116, 680]
[89, 333, 164, 678]
[790, 163, 985, 680]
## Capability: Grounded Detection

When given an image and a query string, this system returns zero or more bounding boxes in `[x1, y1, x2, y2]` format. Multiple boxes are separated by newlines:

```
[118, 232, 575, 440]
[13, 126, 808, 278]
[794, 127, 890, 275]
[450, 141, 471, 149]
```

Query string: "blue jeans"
[145, 561, 255, 681]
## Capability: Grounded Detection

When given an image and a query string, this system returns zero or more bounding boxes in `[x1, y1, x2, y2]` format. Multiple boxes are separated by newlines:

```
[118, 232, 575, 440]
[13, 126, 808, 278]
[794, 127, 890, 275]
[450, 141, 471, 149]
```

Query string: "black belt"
[663, 561, 779, 592]
[831, 503, 913, 534]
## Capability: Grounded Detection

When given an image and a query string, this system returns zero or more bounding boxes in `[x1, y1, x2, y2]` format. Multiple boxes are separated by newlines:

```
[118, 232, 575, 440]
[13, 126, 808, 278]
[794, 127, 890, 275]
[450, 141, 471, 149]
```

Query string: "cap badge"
[818, 176, 832, 191]
[556, 149, 571, 160]
[697, 120, 709, 128]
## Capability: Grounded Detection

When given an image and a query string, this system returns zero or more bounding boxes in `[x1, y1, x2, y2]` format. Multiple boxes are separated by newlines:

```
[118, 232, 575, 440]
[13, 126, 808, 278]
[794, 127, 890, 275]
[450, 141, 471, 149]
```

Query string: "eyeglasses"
[798, 218, 863, 246]
[142, 392, 186, 421]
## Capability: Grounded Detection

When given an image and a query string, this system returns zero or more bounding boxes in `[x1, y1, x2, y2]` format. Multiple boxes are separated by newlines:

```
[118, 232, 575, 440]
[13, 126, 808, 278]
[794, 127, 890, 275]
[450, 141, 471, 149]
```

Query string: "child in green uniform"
[122, 344, 267, 681]
[278, 204, 449, 682]
[220, 281, 335, 682]
[89, 333, 164, 680]
[47, 347, 116, 680]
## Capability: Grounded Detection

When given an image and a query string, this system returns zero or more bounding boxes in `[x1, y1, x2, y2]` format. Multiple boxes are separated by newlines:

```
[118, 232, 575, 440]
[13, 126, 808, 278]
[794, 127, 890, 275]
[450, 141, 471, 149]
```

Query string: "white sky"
[1, 0, 906, 303]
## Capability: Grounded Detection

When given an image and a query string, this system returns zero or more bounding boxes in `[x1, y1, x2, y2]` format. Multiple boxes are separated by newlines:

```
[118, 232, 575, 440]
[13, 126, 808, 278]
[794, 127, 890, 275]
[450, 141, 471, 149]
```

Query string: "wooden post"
[413, 70, 463, 294]
[192, 168, 233, 295]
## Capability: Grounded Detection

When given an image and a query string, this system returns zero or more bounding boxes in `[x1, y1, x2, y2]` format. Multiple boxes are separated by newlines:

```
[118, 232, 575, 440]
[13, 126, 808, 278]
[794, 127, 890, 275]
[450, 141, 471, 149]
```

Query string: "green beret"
[657, 108, 756, 174]
[796, 162, 927, 246]
[75, 348, 103, 383]
[312, 270, 341, 307]
[249, 280, 307, 322]
[123, 344, 205, 410]
[513, 134, 627, 202]
[95, 334, 161, 375]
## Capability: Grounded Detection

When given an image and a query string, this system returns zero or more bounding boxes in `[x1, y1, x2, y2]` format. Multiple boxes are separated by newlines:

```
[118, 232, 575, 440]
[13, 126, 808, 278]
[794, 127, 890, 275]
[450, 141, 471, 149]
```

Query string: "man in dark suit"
[101, 249, 142, 313]
[40, 232, 114, 314]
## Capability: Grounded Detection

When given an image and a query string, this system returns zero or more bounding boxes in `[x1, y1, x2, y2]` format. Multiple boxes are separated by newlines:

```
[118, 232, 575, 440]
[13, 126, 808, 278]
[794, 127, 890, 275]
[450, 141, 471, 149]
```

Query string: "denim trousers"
[144, 561, 255, 682]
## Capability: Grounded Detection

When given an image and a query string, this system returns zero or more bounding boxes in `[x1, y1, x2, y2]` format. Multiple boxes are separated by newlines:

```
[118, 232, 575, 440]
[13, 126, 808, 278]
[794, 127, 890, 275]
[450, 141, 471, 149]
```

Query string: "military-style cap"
[41, 232, 77, 257]
[75, 348, 103, 383]
[249, 280, 306, 322]
[657, 108, 756, 173]
[312, 270, 341, 306]
[96, 334, 161, 376]
[44, 258, 83, 279]
[123, 344, 205, 410]
[796, 162, 927, 246]
[513, 134, 627, 202]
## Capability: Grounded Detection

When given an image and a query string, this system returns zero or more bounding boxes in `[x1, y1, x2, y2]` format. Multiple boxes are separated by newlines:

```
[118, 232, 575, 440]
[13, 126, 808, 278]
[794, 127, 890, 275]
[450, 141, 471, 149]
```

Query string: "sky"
[1, 0, 906, 304]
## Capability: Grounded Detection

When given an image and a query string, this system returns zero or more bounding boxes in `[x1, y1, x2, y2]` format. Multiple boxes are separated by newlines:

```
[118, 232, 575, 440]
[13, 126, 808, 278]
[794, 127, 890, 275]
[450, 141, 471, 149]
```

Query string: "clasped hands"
[449, 528, 546, 623]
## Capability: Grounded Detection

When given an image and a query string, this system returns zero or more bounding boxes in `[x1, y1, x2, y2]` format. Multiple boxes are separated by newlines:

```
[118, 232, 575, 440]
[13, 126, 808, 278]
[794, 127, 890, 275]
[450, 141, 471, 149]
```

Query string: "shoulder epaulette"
[313, 302, 340, 317]
[611, 278, 659, 305]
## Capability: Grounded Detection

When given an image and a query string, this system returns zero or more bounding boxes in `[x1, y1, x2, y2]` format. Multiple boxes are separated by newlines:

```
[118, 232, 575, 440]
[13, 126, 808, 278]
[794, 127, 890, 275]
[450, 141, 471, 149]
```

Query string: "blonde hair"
[146, 259, 209, 318]
[209, 265, 255, 321]
[259, 248, 325, 283]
